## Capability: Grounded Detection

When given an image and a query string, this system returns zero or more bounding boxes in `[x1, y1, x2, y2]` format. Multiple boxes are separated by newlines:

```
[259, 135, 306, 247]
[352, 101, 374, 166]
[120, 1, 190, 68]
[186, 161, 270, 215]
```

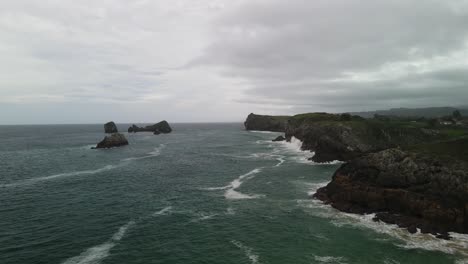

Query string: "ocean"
[0, 123, 467, 264]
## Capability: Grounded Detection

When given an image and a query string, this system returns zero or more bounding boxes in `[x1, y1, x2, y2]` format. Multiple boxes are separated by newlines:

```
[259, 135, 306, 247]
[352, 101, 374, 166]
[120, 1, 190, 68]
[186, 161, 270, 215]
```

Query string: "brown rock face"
[314, 148, 468, 237]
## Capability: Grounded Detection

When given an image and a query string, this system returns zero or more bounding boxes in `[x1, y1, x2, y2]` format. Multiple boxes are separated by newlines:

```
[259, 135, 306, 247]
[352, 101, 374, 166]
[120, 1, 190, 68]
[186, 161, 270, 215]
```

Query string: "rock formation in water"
[104, 121, 118, 134]
[272, 135, 286, 142]
[244, 113, 289, 132]
[314, 146, 468, 238]
[93, 121, 129, 149]
[94, 133, 129, 149]
[128, 120, 172, 134]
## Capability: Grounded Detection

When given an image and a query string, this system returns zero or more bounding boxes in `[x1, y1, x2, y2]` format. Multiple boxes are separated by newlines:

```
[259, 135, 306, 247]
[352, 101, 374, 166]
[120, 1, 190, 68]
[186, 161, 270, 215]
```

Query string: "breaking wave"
[61, 221, 135, 264]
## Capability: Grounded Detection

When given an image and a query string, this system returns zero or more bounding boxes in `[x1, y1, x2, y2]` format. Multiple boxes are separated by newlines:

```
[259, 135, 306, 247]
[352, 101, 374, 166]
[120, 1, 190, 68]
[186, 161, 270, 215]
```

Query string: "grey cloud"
[193, 0, 468, 113]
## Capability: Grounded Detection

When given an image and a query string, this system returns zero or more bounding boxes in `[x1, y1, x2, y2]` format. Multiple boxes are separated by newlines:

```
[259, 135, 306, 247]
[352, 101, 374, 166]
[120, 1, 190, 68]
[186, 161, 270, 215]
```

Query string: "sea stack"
[127, 120, 172, 135]
[104, 121, 118, 134]
[93, 121, 129, 149]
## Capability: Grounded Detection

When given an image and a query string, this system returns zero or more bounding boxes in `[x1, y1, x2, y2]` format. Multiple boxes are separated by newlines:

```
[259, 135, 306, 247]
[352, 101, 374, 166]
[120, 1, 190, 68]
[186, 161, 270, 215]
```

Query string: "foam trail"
[275, 156, 285, 167]
[231, 240, 261, 264]
[152, 206, 172, 216]
[224, 168, 263, 200]
[121, 144, 165, 161]
[314, 255, 347, 263]
[248, 130, 279, 134]
[61, 221, 135, 264]
[1, 165, 119, 188]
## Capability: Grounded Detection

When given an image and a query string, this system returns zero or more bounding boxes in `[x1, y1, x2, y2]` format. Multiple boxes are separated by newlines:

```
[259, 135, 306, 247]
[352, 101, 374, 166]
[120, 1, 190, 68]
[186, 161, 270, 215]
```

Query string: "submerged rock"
[128, 120, 172, 134]
[272, 135, 286, 142]
[93, 133, 129, 149]
[104, 121, 118, 134]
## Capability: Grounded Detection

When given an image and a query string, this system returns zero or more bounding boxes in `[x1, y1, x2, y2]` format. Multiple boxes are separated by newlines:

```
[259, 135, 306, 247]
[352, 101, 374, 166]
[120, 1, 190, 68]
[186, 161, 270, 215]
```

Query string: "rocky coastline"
[244, 112, 468, 238]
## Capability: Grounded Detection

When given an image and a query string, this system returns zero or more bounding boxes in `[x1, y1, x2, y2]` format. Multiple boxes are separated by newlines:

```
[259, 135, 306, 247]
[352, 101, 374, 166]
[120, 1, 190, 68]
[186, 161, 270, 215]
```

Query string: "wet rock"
[272, 136, 286, 142]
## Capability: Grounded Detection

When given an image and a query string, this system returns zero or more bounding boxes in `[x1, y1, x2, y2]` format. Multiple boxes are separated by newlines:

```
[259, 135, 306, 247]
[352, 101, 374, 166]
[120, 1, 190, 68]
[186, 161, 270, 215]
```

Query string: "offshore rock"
[104, 121, 118, 134]
[313, 148, 468, 236]
[94, 133, 129, 149]
[272, 135, 286, 142]
[128, 121, 172, 134]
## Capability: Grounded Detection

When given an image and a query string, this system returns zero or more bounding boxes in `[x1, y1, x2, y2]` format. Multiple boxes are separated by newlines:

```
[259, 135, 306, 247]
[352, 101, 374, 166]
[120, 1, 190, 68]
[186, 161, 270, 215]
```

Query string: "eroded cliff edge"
[314, 140, 468, 237]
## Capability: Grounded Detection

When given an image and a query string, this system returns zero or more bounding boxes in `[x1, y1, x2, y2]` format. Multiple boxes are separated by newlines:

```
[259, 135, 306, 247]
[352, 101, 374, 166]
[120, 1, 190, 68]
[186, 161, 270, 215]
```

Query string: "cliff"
[245, 112, 444, 162]
[314, 141, 468, 237]
[244, 113, 290, 132]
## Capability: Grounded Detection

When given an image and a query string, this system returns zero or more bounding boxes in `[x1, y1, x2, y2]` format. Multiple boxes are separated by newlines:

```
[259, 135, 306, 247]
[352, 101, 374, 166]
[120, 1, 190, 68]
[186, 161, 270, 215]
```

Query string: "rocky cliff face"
[244, 113, 289, 132]
[314, 148, 468, 237]
[285, 120, 438, 162]
[128, 121, 172, 134]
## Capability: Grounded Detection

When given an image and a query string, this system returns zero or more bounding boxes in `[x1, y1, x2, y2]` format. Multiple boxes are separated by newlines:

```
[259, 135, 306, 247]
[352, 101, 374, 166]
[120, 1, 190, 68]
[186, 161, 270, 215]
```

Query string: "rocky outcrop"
[104, 121, 118, 134]
[244, 113, 289, 132]
[128, 121, 172, 134]
[94, 133, 129, 149]
[272, 135, 286, 142]
[314, 148, 468, 237]
[93, 121, 128, 149]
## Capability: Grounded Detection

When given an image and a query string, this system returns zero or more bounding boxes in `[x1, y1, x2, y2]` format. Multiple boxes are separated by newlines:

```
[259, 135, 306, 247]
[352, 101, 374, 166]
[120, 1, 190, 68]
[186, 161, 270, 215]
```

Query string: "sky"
[1, 0, 468, 124]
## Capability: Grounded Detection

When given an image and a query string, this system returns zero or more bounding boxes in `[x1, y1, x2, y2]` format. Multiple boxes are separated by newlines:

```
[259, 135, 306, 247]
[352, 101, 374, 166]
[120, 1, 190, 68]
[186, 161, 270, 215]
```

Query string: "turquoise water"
[0, 123, 467, 264]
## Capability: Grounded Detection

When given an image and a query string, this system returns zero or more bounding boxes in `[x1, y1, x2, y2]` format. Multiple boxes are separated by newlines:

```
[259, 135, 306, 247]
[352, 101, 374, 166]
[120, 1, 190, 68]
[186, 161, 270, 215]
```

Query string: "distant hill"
[351, 107, 468, 118]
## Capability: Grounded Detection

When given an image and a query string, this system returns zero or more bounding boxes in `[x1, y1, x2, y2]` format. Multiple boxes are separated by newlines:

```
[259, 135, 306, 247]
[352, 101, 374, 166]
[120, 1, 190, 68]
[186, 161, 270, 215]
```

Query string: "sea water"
[0, 123, 466, 264]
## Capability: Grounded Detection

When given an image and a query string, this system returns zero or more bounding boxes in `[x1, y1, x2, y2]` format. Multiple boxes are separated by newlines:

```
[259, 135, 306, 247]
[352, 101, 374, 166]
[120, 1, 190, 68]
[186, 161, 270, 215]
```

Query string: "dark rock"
[244, 113, 289, 132]
[104, 121, 118, 133]
[93, 133, 129, 149]
[128, 121, 172, 134]
[313, 148, 468, 236]
[407, 225, 418, 234]
[272, 136, 286, 142]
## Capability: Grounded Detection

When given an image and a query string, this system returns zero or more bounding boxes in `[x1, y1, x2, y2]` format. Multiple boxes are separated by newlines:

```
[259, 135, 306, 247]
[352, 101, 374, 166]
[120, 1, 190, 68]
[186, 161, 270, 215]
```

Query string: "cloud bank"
[1, 0, 467, 123]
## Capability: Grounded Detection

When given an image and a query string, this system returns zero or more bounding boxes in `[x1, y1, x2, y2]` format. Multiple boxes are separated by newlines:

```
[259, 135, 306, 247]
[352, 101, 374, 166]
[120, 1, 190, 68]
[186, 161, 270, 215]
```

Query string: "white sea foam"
[298, 182, 468, 259]
[274, 156, 285, 167]
[191, 213, 218, 222]
[121, 144, 165, 161]
[231, 240, 260, 264]
[224, 168, 263, 200]
[1, 164, 120, 188]
[61, 221, 135, 264]
[152, 206, 172, 216]
[248, 130, 280, 134]
[313, 255, 348, 263]
[2, 144, 167, 188]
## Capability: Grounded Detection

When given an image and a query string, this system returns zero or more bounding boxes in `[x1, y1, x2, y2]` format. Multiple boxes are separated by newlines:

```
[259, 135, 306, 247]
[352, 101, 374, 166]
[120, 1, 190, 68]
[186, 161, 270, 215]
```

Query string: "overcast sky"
[1, 0, 468, 124]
